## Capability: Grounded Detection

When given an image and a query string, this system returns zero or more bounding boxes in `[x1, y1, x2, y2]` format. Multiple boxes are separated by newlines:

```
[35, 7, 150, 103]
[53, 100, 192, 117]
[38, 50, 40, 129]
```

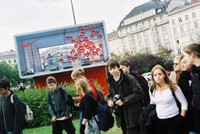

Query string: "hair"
[183, 43, 200, 58]
[75, 78, 92, 94]
[71, 69, 85, 79]
[106, 59, 120, 69]
[46, 76, 57, 84]
[151, 65, 176, 93]
[174, 55, 183, 62]
[0, 79, 10, 90]
[119, 59, 131, 67]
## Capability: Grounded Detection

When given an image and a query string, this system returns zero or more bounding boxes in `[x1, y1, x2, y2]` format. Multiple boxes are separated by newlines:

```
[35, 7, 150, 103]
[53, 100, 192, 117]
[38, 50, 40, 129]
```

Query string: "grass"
[23, 119, 122, 134]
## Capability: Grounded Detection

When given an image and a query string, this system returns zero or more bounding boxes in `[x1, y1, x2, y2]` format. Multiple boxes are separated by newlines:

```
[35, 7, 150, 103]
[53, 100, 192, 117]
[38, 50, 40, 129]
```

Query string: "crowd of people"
[0, 43, 200, 134]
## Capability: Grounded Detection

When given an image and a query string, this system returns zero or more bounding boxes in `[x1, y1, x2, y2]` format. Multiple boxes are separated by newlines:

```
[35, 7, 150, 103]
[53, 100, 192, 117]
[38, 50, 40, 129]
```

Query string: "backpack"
[96, 89, 106, 104]
[10, 94, 34, 122]
[59, 87, 74, 109]
[95, 102, 114, 132]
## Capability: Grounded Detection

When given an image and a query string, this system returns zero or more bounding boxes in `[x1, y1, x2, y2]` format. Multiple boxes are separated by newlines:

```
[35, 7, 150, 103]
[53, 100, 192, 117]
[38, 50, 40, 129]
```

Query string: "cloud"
[0, 0, 149, 52]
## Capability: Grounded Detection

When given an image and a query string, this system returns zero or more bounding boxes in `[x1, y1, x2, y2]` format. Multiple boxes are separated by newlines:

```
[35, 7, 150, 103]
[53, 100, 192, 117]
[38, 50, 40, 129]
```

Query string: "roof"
[169, 0, 200, 14]
[118, 0, 170, 29]
[107, 31, 118, 40]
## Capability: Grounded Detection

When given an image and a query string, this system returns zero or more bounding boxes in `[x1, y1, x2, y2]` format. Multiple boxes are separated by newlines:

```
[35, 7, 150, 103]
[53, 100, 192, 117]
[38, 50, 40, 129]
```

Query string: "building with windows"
[107, 30, 123, 55]
[0, 50, 17, 67]
[168, 1, 200, 55]
[117, 0, 174, 55]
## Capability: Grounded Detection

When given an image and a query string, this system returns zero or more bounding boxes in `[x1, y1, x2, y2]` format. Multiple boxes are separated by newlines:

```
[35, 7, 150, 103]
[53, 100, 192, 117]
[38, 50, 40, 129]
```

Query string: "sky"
[0, 0, 150, 53]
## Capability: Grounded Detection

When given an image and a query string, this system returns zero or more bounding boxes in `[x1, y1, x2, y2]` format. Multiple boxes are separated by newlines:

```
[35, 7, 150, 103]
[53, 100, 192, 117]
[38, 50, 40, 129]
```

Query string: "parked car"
[142, 72, 152, 82]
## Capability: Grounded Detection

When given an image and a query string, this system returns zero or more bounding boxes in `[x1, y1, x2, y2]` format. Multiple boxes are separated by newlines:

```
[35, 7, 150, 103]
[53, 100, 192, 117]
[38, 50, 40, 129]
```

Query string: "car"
[142, 72, 152, 82]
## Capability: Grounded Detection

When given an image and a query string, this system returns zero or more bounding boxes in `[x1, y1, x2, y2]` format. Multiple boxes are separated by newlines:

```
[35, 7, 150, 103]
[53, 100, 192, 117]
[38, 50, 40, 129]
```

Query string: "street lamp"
[70, 0, 77, 25]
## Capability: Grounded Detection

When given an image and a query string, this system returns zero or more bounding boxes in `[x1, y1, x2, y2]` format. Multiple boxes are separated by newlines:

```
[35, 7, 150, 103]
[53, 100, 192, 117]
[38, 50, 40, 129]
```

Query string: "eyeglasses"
[173, 63, 180, 65]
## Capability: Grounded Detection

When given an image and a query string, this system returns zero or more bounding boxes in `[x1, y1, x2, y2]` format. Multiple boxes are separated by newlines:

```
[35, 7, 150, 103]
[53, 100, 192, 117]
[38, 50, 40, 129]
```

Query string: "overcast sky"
[0, 0, 149, 52]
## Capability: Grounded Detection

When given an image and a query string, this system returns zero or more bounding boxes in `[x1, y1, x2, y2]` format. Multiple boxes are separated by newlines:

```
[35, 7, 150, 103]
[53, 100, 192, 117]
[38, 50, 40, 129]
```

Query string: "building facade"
[0, 50, 17, 67]
[168, 1, 200, 55]
[116, 0, 174, 55]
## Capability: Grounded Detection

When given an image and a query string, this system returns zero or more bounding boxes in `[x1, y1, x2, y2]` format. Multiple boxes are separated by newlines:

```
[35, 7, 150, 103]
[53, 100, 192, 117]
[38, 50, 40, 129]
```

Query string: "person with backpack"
[183, 43, 200, 134]
[47, 76, 76, 134]
[119, 59, 150, 107]
[71, 68, 100, 133]
[106, 59, 144, 134]
[0, 79, 25, 134]
[75, 78, 100, 134]
[150, 65, 188, 134]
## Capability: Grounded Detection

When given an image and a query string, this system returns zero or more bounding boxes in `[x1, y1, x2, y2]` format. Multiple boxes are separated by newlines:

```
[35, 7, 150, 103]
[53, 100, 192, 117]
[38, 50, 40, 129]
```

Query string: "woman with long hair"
[183, 43, 200, 134]
[75, 78, 100, 134]
[150, 65, 188, 134]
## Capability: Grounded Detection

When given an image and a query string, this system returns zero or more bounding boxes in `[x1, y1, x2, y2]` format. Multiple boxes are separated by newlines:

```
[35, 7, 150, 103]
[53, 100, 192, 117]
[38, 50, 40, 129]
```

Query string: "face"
[47, 83, 57, 91]
[183, 52, 194, 66]
[181, 58, 191, 71]
[0, 88, 8, 96]
[108, 66, 120, 78]
[72, 75, 82, 82]
[173, 58, 181, 71]
[120, 65, 130, 74]
[152, 69, 165, 84]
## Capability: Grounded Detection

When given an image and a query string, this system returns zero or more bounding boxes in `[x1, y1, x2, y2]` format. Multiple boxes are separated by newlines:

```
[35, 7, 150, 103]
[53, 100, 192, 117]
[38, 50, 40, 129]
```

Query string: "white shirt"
[150, 86, 188, 119]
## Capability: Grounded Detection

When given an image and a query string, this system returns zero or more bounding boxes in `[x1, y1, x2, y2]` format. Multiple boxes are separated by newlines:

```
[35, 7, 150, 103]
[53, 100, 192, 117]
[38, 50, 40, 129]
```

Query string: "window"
[180, 26, 184, 33]
[8, 60, 11, 64]
[177, 49, 181, 55]
[14, 59, 16, 63]
[192, 12, 196, 19]
[185, 15, 189, 21]
[194, 22, 199, 29]
[173, 28, 177, 35]
[178, 17, 182, 23]
[189, 34, 193, 41]
[172, 19, 175, 25]
[197, 33, 200, 39]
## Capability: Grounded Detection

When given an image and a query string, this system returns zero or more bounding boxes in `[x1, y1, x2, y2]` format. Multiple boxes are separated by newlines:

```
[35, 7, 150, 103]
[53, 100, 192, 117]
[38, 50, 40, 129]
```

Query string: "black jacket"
[138, 104, 157, 134]
[191, 65, 200, 112]
[48, 87, 71, 118]
[0, 93, 25, 134]
[107, 70, 144, 128]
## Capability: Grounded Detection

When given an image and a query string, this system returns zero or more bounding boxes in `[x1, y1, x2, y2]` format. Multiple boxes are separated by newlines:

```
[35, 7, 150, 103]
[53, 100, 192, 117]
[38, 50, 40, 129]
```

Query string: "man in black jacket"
[119, 59, 150, 106]
[106, 59, 144, 134]
[47, 76, 75, 134]
[0, 79, 25, 134]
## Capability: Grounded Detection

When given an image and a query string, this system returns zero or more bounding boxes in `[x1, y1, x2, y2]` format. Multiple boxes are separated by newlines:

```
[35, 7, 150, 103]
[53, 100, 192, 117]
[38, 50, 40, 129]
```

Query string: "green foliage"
[0, 62, 33, 86]
[126, 53, 173, 73]
[16, 83, 80, 128]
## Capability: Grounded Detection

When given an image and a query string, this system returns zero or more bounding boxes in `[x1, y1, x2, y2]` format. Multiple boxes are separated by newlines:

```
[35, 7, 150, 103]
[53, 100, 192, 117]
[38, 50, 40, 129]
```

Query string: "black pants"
[52, 118, 75, 134]
[191, 107, 200, 133]
[152, 114, 184, 134]
[121, 113, 139, 134]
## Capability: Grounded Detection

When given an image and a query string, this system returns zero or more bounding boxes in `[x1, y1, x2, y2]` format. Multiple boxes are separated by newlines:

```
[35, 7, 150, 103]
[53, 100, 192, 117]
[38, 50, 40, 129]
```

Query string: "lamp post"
[70, 0, 77, 25]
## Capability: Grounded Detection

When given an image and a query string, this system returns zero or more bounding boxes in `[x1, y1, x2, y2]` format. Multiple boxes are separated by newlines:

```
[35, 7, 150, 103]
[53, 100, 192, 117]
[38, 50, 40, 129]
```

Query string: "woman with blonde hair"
[71, 69, 97, 101]
[150, 65, 188, 134]
[75, 78, 100, 134]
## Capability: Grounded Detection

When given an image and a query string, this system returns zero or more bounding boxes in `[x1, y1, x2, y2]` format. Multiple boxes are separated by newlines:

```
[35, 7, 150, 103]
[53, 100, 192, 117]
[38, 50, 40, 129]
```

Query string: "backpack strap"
[150, 86, 154, 94]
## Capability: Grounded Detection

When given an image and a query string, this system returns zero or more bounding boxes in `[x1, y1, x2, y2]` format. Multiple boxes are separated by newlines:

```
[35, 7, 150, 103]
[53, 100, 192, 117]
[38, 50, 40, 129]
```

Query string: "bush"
[16, 83, 80, 128]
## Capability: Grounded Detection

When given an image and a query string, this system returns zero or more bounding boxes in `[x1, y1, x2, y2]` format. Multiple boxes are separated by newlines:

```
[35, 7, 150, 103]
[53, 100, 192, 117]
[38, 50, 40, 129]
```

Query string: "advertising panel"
[15, 21, 110, 78]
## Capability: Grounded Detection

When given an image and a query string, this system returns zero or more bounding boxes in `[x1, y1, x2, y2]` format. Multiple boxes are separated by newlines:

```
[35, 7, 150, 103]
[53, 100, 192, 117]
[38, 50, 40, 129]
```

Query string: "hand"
[116, 99, 123, 106]
[108, 100, 114, 107]
[80, 124, 85, 134]
[52, 116, 57, 122]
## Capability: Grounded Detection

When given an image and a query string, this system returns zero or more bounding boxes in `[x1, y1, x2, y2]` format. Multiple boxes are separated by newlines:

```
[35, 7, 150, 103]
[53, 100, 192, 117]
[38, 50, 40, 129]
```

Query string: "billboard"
[15, 21, 110, 78]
